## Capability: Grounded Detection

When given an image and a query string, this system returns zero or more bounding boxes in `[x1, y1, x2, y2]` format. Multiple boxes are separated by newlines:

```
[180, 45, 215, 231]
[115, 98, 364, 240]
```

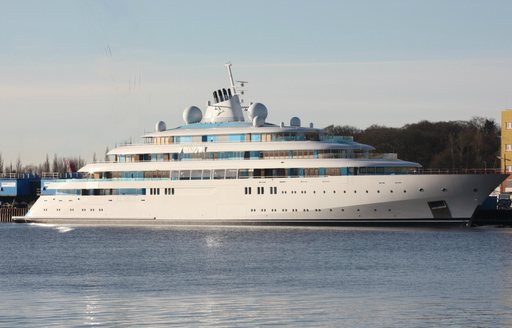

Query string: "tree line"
[324, 117, 500, 169]
[0, 153, 87, 176]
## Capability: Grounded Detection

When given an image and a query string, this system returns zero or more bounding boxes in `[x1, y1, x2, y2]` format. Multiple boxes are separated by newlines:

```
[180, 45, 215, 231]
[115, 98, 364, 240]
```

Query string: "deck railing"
[38, 168, 508, 185]
[41, 172, 82, 179]
[410, 168, 505, 175]
[0, 173, 38, 179]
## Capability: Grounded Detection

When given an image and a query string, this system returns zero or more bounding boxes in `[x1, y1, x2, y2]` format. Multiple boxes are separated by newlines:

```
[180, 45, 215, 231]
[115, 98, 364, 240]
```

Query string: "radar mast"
[225, 63, 236, 95]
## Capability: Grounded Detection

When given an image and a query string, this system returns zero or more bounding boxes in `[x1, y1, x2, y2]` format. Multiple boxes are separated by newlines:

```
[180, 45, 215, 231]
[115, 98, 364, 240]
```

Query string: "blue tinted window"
[251, 134, 261, 142]
[228, 134, 245, 142]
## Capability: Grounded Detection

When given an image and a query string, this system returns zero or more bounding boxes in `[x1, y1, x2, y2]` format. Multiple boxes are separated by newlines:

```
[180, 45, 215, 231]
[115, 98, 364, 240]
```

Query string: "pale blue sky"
[1, 0, 512, 164]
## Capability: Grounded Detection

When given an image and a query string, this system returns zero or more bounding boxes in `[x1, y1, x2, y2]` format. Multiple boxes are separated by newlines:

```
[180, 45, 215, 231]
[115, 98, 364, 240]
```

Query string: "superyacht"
[19, 64, 507, 225]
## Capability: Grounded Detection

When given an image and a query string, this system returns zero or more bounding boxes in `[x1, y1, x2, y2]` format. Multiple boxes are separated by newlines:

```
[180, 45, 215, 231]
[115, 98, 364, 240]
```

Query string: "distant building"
[501, 110, 512, 191]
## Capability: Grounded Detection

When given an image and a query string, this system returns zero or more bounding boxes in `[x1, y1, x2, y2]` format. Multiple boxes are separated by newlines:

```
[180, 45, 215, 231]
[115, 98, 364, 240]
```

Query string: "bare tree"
[43, 154, 50, 173]
[52, 154, 59, 173]
[15, 156, 22, 173]
[77, 156, 86, 169]
[0, 153, 3, 173]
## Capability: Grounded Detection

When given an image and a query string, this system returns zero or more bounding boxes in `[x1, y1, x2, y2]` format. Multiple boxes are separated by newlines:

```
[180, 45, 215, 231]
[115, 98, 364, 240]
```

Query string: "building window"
[507, 122, 512, 129]
[507, 166, 512, 172]
[507, 144, 512, 151]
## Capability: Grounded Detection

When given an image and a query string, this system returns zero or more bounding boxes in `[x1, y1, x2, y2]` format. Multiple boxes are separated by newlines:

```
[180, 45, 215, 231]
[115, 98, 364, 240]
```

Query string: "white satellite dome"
[290, 117, 301, 127]
[183, 106, 203, 124]
[155, 121, 166, 132]
[252, 116, 265, 127]
[248, 103, 268, 121]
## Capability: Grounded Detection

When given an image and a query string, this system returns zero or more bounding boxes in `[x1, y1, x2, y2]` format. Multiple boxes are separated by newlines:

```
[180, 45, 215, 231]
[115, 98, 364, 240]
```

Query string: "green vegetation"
[324, 117, 500, 169]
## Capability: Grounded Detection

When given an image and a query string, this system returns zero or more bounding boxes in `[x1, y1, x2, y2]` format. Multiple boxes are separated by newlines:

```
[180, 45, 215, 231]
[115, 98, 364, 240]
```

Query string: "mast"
[225, 63, 236, 95]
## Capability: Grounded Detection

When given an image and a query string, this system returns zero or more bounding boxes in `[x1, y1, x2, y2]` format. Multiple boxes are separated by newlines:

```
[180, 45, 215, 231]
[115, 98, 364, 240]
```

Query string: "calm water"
[1, 224, 512, 327]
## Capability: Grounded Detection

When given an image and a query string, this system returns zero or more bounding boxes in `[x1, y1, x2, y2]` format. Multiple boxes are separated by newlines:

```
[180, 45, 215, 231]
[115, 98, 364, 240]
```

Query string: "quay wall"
[0, 208, 28, 223]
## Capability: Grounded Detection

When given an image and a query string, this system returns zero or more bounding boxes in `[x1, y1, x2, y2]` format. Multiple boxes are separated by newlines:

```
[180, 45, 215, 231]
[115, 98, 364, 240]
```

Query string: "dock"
[0, 208, 28, 223]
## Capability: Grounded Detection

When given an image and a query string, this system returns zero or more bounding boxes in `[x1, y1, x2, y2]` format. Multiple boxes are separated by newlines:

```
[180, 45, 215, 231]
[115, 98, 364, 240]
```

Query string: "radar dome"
[290, 117, 301, 127]
[248, 103, 268, 121]
[155, 121, 166, 132]
[183, 106, 203, 124]
[252, 116, 265, 127]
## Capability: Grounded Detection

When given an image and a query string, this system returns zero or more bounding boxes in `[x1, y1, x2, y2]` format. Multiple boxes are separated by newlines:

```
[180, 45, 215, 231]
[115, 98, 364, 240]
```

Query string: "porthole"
[403, 190, 407, 193]
[365, 190, 368, 193]
[354, 190, 357, 193]
[442, 188, 447, 192]
[419, 188, 424, 192]
[473, 188, 478, 192]
[390, 190, 394, 193]
[343, 190, 346, 193]
[357, 209, 360, 212]
[377, 190, 380, 193]
[374, 209, 377, 212]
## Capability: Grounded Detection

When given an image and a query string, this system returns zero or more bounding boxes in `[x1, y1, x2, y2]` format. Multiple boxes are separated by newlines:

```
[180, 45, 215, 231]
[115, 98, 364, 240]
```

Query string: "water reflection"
[83, 295, 100, 326]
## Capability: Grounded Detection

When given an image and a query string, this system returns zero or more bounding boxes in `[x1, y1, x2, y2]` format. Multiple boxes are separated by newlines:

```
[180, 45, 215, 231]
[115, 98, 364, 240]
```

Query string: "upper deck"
[93, 65, 417, 172]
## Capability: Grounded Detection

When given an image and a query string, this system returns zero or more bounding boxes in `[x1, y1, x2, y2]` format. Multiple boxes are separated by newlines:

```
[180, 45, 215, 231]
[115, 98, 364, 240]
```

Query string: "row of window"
[43, 208, 105, 212]
[249, 208, 395, 213]
[45, 207, 396, 214]
[149, 188, 176, 195]
[49, 186, 468, 198]
[115, 149, 370, 163]
[91, 166, 418, 181]
[54, 187, 177, 196]
[246, 186, 278, 195]
[147, 132, 323, 145]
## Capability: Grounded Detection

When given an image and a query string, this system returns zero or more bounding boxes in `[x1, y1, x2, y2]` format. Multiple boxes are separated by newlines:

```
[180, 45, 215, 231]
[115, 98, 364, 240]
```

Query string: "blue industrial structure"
[0, 174, 41, 206]
[0, 174, 40, 197]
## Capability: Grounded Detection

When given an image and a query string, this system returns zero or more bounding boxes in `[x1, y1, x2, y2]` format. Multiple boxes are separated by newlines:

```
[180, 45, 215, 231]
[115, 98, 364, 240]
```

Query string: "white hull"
[23, 174, 506, 225]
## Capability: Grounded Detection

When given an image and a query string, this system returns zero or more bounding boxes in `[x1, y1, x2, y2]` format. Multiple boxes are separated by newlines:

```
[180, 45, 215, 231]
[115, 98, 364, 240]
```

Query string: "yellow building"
[501, 110, 512, 191]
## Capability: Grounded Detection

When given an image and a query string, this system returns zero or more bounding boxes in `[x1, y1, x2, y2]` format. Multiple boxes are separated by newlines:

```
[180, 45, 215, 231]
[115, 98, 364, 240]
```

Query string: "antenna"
[225, 62, 236, 95]
[235, 80, 248, 107]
